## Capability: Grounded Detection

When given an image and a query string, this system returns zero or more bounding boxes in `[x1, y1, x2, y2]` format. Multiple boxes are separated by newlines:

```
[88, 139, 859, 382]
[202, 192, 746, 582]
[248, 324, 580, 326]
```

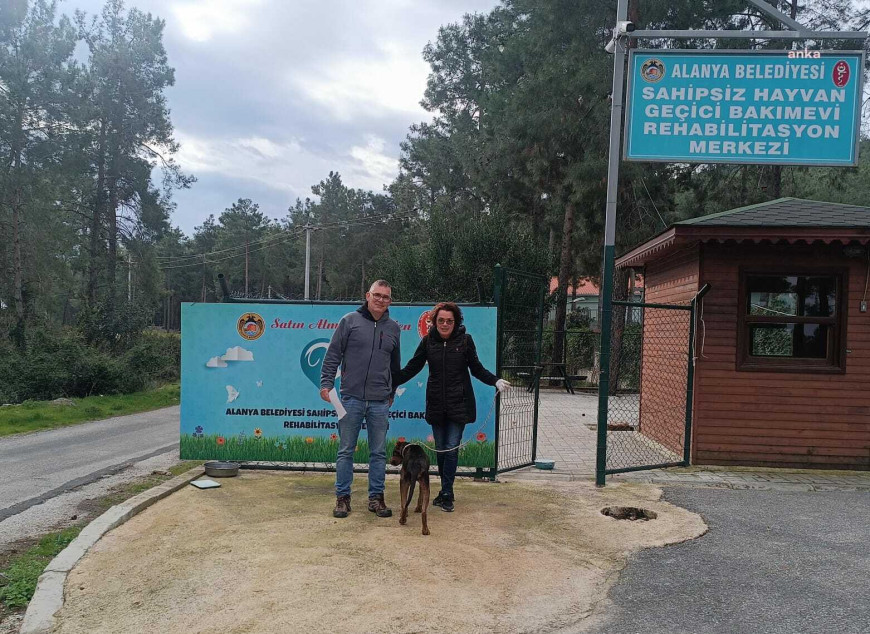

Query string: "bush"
[0, 328, 180, 403]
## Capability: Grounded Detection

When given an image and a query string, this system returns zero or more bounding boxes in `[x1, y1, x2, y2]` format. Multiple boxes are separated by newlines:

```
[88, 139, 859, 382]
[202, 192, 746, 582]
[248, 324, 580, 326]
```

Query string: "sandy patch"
[53, 472, 705, 634]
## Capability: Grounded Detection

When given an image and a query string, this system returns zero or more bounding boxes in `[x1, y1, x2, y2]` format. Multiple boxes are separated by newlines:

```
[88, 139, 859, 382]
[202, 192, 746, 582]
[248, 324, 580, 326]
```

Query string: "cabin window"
[738, 271, 845, 372]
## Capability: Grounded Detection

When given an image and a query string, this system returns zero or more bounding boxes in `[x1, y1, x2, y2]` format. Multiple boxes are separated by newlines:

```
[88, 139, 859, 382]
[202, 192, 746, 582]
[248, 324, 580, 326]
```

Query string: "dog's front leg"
[399, 473, 409, 525]
[420, 472, 430, 536]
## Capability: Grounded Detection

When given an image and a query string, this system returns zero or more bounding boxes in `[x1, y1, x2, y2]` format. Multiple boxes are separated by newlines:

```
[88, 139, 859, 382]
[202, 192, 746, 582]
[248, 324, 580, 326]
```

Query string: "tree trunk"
[88, 120, 107, 308]
[360, 260, 365, 297]
[10, 108, 26, 347]
[608, 267, 630, 394]
[106, 138, 120, 320]
[551, 202, 575, 369]
[316, 250, 323, 300]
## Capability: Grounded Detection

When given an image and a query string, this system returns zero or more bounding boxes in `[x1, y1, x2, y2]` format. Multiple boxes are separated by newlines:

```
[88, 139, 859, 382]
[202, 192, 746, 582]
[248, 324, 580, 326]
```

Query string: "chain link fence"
[495, 267, 546, 473]
[603, 301, 694, 474]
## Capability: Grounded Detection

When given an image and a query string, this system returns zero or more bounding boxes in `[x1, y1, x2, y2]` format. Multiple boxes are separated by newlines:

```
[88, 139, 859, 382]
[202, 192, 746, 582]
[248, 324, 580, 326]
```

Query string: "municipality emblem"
[640, 58, 665, 83]
[237, 312, 265, 341]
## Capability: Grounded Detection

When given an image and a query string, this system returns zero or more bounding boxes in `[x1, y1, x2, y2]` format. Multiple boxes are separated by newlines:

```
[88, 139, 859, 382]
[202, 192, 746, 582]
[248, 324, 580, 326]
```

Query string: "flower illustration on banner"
[254, 428, 263, 438]
[193, 426, 204, 438]
[476, 432, 487, 442]
[305, 437, 314, 444]
[330, 433, 338, 441]
[217, 436, 226, 446]
[397, 436, 406, 443]
[427, 434, 434, 442]
[238, 431, 246, 442]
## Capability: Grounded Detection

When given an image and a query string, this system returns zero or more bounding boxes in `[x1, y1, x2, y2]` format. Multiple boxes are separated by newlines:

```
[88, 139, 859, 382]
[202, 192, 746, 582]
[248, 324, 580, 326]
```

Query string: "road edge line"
[20, 466, 204, 634]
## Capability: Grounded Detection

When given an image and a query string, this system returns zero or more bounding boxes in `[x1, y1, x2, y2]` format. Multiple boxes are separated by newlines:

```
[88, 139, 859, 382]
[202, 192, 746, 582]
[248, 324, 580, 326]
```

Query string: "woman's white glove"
[495, 379, 511, 393]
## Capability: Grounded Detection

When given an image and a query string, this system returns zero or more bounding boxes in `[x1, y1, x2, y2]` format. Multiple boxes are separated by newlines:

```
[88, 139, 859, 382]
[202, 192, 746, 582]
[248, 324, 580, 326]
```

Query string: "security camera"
[616, 21, 636, 34]
[604, 38, 617, 54]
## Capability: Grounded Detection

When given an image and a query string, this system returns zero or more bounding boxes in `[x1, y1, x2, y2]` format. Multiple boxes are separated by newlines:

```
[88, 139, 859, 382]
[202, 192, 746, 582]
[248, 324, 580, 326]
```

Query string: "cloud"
[171, 0, 264, 43]
[226, 385, 240, 403]
[175, 130, 398, 203]
[222, 346, 254, 362]
[290, 40, 430, 121]
[205, 345, 254, 369]
[206, 356, 228, 368]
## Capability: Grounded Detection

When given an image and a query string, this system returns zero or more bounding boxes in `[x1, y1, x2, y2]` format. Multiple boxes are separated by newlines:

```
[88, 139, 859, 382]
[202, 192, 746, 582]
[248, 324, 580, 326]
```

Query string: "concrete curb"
[20, 467, 204, 634]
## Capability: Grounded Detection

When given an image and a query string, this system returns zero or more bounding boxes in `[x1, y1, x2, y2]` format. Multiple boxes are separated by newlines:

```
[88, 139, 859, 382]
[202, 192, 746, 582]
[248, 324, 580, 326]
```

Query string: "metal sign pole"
[595, 0, 629, 487]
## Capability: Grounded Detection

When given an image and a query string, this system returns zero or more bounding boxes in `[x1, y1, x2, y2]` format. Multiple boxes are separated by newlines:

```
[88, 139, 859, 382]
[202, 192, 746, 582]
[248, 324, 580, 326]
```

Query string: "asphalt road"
[589, 486, 870, 634]
[0, 407, 179, 522]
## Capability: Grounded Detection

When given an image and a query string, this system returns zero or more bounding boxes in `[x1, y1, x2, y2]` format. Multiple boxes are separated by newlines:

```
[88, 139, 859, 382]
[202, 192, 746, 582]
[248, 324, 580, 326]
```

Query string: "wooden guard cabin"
[616, 198, 870, 471]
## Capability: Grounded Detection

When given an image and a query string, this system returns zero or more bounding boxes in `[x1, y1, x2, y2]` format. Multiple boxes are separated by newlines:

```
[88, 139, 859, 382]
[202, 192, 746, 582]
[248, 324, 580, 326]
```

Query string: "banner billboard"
[624, 49, 865, 166]
[180, 302, 498, 468]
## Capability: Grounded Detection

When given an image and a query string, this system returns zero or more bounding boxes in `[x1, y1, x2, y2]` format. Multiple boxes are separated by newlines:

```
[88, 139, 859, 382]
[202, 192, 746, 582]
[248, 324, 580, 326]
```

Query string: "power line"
[152, 211, 417, 270]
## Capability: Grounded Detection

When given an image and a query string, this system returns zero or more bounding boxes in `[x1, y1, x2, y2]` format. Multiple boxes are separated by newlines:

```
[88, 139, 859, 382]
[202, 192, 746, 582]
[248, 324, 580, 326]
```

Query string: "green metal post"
[595, 0, 629, 487]
[683, 284, 710, 465]
[531, 279, 546, 463]
[683, 300, 697, 465]
[493, 264, 504, 475]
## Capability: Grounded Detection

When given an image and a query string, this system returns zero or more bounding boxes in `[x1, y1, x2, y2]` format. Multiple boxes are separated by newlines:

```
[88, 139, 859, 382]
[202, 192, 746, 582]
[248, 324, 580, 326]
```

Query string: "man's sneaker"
[333, 495, 351, 518]
[441, 493, 455, 513]
[367, 494, 393, 517]
[432, 491, 445, 508]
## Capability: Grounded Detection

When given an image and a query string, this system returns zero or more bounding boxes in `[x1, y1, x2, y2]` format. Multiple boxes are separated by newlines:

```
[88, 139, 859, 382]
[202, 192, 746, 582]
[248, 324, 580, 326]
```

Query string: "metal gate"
[493, 265, 547, 473]
[597, 286, 709, 482]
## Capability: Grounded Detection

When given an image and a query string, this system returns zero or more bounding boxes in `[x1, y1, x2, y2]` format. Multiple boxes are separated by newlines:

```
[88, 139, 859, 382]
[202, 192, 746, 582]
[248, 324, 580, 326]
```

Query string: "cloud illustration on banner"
[226, 385, 240, 403]
[205, 345, 255, 369]
[222, 346, 254, 362]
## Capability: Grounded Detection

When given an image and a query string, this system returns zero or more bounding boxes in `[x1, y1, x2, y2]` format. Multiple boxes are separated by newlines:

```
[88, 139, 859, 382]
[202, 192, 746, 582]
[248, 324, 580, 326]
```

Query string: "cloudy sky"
[67, 0, 499, 234]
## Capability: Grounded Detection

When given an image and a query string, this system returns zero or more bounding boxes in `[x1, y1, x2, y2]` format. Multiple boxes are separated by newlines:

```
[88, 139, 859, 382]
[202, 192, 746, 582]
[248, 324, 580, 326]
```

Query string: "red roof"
[549, 275, 644, 295]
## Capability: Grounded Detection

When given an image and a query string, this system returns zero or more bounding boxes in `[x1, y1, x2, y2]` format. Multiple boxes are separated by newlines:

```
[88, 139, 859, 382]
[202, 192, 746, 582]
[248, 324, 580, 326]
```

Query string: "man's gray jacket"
[320, 305, 401, 401]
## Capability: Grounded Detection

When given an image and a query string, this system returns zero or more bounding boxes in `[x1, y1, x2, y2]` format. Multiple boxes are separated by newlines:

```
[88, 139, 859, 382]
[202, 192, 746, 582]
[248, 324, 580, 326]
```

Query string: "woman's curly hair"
[430, 301, 463, 327]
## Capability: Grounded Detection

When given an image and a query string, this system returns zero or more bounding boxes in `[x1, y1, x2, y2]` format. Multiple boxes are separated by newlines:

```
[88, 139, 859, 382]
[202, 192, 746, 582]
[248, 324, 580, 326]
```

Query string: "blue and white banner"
[625, 50, 865, 166]
[180, 302, 498, 468]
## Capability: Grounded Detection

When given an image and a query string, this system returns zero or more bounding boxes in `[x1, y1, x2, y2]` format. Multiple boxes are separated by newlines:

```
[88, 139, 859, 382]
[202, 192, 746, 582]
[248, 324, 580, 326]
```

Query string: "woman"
[393, 302, 509, 512]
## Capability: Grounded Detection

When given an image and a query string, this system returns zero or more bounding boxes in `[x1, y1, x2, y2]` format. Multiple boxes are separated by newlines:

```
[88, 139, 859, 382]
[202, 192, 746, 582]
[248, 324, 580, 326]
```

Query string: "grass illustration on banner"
[180, 433, 495, 467]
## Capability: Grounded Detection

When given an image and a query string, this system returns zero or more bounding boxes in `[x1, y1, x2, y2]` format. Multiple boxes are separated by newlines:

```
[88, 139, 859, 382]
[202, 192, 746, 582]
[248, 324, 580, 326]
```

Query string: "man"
[320, 280, 401, 519]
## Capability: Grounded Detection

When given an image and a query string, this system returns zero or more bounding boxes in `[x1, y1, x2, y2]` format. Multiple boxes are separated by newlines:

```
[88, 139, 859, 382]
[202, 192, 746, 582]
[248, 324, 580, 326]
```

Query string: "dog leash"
[405, 392, 499, 455]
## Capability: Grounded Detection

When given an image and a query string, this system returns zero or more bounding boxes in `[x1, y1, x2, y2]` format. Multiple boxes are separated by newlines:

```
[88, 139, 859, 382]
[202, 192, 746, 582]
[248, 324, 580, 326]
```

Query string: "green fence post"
[683, 284, 710, 465]
[531, 279, 546, 463]
[493, 264, 504, 474]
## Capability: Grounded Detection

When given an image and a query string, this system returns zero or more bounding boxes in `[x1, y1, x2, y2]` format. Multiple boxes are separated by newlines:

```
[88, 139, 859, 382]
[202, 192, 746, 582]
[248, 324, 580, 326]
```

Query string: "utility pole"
[304, 223, 311, 300]
[595, 0, 629, 487]
[245, 237, 249, 298]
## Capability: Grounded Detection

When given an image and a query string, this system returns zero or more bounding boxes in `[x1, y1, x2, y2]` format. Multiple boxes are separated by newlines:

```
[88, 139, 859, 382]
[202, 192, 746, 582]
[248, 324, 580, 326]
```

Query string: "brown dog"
[389, 441, 430, 535]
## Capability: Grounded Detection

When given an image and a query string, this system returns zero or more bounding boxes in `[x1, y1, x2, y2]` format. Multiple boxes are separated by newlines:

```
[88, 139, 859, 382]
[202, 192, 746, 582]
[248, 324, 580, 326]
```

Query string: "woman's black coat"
[393, 325, 497, 425]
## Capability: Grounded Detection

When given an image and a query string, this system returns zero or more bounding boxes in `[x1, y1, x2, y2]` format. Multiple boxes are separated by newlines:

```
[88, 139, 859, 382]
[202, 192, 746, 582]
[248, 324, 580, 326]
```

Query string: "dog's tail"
[404, 478, 417, 512]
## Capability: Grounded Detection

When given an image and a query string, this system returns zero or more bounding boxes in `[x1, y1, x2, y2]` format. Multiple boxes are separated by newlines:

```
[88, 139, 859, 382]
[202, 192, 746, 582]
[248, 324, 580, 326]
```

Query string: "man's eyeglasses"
[436, 318, 454, 325]
[370, 292, 392, 302]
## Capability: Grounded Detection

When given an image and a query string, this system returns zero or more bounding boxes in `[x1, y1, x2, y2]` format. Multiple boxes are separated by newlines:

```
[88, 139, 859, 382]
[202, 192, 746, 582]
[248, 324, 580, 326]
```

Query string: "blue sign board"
[625, 50, 865, 166]
[180, 302, 498, 468]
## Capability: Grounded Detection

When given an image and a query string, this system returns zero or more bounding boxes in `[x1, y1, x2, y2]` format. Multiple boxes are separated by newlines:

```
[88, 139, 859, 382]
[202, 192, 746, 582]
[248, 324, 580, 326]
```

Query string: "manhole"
[601, 506, 657, 521]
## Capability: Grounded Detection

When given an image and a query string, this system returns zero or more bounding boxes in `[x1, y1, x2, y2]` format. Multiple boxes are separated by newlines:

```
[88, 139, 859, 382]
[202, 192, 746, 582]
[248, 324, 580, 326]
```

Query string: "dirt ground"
[52, 472, 706, 634]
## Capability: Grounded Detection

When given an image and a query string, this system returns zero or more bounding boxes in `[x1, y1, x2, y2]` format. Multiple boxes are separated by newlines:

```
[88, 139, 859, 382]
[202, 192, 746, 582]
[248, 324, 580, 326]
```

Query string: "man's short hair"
[369, 280, 391, 291]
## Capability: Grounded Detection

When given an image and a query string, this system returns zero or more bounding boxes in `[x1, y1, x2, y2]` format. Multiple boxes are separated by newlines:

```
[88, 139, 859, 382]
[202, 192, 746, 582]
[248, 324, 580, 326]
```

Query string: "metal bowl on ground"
[204, 461, 240, 478]
[534, 459, 555, 470]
